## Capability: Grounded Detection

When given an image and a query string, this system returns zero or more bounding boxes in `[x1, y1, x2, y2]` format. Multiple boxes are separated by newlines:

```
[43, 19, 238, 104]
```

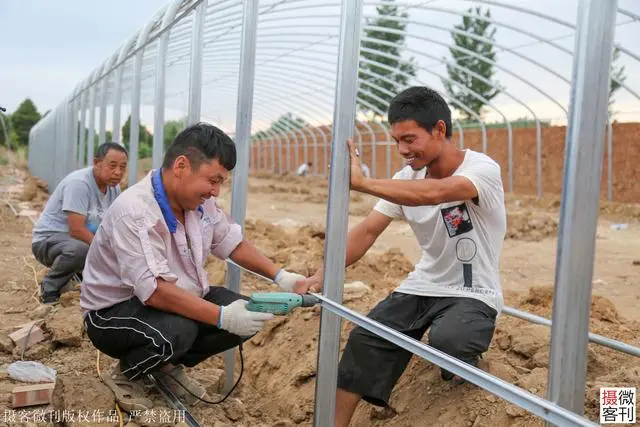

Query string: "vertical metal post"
[286, 131, 292, 173]
[324, 126, 329, 177]
[455, 121, 464, 149]
[223, 0, 258, 393]
[78, 90, 87, 167]
[313, 1, 363, 425]
[87, 84, 97, 161]
[129, 51, 144, 187]
[112, 68, 124, 144]
[546, 0, 618, 418]
[153, 29, 169, 169]
[386, 139, 391, 178]
[99, 73, 109, 143]
[70, 99, 79, 172]
[270, 134, 276, 174]
[607, 119, 612, 202]
[536, 121, 543, 198]
[152, 2, 181, 169]
[187, 0, 206, 125]
[507, 124, 513, 192]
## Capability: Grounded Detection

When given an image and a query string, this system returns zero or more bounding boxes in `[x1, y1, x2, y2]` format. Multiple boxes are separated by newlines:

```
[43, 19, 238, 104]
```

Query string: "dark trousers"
[84, 286, 248, 381]
[32, 233, 89, 295]
[337, 292, 497, 407]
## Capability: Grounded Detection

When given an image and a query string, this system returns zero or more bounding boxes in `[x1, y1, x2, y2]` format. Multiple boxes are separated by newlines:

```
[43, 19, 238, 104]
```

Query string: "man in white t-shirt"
[296, 86, 506, 426]
[296, 161, 312, 176]
[360, 162, 371, 178]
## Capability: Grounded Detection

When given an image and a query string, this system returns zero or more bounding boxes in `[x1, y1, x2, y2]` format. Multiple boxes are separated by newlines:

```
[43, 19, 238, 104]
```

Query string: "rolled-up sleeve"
[110, 214, 178, 303]
[210, 208, 243, 259]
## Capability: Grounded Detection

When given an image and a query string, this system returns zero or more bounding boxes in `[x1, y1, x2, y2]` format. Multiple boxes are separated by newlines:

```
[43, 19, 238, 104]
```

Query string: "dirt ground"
[0, 166, 639, 427]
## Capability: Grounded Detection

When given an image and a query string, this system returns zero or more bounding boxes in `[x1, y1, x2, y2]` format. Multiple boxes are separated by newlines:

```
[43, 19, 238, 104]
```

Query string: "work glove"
[274, 269, 306, 292]
[217, 300, 274, 337]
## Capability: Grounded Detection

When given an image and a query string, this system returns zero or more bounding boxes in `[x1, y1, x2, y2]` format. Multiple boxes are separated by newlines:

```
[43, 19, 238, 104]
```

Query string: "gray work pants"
[32, 233, 89, 294]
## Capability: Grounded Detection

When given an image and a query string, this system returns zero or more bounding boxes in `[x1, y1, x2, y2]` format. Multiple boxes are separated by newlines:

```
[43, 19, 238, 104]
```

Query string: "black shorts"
[337, 292, 497, 407]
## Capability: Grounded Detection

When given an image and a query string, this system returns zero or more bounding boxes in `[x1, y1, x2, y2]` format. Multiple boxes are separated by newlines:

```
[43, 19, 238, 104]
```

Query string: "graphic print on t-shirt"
[456, 237, 477, 287]
[440, 203, 473, 237]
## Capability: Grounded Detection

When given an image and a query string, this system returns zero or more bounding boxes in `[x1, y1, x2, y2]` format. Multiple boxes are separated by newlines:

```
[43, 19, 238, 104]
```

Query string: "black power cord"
[157, 344, 244, 405]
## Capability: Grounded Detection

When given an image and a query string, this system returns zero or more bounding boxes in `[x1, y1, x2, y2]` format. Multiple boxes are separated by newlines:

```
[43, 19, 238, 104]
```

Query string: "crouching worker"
[296, 87, 507, 426]
[80, 123, 305, 412]
[32, 142, 128, 304]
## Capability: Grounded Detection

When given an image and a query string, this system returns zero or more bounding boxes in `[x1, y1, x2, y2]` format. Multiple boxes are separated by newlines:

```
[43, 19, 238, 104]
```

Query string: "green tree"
[358, 0, 417, 118]
[121, 115, 153, 158]
[254, 113, 309, 139]
[0, 112, 10, 148]
[608, 47, 626, 118]
[10, 98, 41, 146]
[164, 119, 186, 149]
[443, 7, 500, 120]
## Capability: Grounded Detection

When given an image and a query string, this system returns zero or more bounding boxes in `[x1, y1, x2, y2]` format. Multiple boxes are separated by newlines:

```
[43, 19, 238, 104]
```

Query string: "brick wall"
[250, 122, 640, 203]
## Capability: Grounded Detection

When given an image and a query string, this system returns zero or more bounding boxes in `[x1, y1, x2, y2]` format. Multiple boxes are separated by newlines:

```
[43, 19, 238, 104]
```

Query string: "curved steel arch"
[379, 3, 640, 102]
[463, 0, 639, 62]
[198, 47, 488, 177]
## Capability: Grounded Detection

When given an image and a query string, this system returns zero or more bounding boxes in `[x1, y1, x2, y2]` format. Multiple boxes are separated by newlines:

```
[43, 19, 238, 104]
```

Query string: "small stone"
[44, 306, 84, 347]
[290, 406, 307, 424]
[29, 304, 53, 320]
[223, 399, 244, 421]
[0, 334, 14, 354]
[370, 405, 397, 421]
[513, 365, 531, 375]
[272, 420, 294, 427]
[248, 407, 263, 418]
[485, 395, 497, 403]
[303, 312, 314, 321]
[506, 406, 527, 417]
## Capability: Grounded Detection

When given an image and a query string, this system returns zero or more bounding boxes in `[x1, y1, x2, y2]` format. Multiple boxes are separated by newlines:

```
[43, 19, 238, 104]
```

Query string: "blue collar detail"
[151, 169, 205, 233]
[151, 169, 178, 233]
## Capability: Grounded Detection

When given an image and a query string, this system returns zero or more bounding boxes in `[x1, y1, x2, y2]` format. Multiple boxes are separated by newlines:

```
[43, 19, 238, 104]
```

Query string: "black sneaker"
[39, 283, 60, 304]
[40, 291, 60, 304]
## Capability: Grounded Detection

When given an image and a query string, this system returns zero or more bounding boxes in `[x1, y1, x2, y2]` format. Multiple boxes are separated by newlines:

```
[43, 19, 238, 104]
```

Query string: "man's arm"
[62, 180, 94, 243]
[146, 278, 221, 325]
[296, 210, 392, 293]
[67, 213, 94, 245]
[109, 215, 223, 326]
[346, 138, 477, 206]
[354, 175, 478, 207]
[228, 239, 280, 280]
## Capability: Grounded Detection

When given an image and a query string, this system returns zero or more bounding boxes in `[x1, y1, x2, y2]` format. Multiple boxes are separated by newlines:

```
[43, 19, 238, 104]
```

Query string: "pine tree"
[358, 0, 417, 118]
[608, 47, 626, 118]
[443, 7, 500, 120]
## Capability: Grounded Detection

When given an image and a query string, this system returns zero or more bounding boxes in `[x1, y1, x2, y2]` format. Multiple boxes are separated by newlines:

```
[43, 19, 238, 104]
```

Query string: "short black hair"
[388, 87, 452, 139]
[162, 123, 237, 171]
[95, 142, 128, 160]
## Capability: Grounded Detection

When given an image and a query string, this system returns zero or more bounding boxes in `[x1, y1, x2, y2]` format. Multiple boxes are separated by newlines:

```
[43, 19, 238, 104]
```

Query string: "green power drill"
[246, 292, 319, 315]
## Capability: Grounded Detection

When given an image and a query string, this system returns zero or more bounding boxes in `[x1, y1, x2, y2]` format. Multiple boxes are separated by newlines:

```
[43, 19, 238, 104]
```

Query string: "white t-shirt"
[361, 163, 371, 178]
[297, 163, 310, 176]
[374, 149, 506, 313]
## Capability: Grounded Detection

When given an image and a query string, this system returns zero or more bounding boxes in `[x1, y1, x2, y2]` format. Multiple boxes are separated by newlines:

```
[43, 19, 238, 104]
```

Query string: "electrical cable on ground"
[96, 350, 124, 427]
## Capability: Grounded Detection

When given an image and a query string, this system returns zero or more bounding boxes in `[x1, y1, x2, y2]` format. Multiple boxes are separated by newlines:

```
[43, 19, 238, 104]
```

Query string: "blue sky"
[1, 0, 638, 133]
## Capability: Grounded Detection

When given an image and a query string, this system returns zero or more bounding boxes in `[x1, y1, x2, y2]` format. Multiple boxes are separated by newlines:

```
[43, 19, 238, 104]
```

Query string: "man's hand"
[274, 269, 306, 292]
[347, 139, 367, 192]
[293, 269, 323, 294]
[218, 300, 274, 336]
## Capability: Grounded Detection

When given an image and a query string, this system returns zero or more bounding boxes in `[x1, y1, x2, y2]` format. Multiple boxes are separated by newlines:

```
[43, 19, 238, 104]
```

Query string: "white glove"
[274, 269, 306, 292]
[217, 300, 274, 336]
